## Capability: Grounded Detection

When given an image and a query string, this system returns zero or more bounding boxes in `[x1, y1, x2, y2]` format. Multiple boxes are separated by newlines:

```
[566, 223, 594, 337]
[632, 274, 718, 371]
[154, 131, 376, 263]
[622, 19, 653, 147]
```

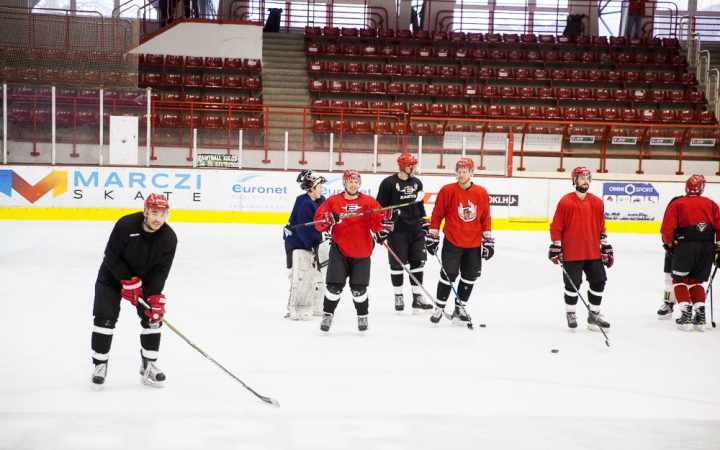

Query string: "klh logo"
[0, 170, 68, 203]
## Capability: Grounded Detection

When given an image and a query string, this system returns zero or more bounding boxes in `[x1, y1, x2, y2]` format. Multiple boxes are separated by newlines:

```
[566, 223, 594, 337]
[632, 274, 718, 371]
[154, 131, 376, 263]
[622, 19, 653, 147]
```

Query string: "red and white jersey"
[314, 192, 384, 258]
[661, 195, 720, 245]
[550, 192, 606, 262]
[430, 182, 491, 249]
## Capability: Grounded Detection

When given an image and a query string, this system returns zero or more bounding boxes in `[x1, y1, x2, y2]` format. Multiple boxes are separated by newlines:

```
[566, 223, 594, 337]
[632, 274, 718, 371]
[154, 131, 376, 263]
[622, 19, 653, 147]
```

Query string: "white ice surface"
[1, 221, 719, 450]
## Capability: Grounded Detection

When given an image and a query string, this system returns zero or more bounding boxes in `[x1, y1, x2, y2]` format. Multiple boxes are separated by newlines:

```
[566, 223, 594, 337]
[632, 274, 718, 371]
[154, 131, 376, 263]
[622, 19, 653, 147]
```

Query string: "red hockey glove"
[420, 217, 431, 235]
[482, 232, 495, 260]
[375, 213, 396, 245]
[600, 233, 614, 268]
[316, 211, 341, 232]
[548, 242, 562, 265]
[144, 294, 166, 324]
[425, 229, 440, 255]
[120, 277, 143, 306]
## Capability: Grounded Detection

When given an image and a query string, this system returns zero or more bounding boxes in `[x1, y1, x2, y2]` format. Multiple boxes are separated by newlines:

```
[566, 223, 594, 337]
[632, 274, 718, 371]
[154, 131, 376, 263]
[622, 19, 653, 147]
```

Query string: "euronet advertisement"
[0, 165, 710, 232]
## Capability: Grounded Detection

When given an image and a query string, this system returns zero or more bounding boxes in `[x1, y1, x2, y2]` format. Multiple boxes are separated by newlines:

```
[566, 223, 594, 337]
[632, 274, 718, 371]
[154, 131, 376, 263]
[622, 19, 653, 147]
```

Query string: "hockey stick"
[433, 252, 477, 330]
[706, 265, 718, 328]
[138, 298, 280, 406]
[559, 264, 611, 347]
[381, 241, 453, 321]
[291, 199, 423, 229]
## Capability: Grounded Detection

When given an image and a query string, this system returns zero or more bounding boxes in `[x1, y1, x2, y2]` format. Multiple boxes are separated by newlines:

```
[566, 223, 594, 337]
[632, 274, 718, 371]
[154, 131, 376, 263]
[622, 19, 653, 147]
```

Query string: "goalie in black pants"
[376, 153, 433, 314]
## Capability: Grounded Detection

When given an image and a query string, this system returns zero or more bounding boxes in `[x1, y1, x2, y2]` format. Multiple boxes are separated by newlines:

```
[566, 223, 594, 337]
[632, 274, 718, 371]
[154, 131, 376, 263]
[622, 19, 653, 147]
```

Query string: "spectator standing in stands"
[625, 0, 647, 38]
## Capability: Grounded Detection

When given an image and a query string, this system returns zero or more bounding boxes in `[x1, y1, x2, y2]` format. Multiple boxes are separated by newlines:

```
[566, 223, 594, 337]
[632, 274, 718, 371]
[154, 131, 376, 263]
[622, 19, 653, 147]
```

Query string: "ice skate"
[692, 306, 706, 332]
[430, 307, 444, 324]
[358, 315, 368, 333]
[92, 363, 107, 390]
[657, 301, 674, 320]
[676, 305, 693, 331]
[587, 311, 610, 332]
[566, 312, 578, 329]
[320, 313, 333, 332]
[394, 294, 404, 312]
[411, 294, 433, 315]
[140, 356, 166, 388]
[451, 307, 471, 326]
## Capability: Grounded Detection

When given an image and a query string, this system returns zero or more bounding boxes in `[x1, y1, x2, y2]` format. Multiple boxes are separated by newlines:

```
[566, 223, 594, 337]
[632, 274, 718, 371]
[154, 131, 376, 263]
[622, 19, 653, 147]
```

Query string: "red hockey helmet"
[342, 169, 361, 186]
[144, 193, 169, 211]
[571, 166, 592, 185]
[455, 157, 475, 173]
[685, 174, 706, 196]
[397, 153, 418, 172]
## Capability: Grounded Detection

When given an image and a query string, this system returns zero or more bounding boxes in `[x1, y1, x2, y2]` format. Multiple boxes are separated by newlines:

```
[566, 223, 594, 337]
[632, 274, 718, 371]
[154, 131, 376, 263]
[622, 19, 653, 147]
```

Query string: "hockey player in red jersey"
[314, 170, 394, 333]
[549, 167, 613, 331]
[657, 195, 682, 320]
[425, 158, 493, 326]
[91, 194, 177, 388]
[660, 174, 720, 331]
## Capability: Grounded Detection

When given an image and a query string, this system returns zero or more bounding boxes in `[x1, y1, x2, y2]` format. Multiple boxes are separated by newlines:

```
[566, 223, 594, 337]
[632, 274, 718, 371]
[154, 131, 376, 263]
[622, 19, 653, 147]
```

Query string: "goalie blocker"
[289, 238, 330, 320]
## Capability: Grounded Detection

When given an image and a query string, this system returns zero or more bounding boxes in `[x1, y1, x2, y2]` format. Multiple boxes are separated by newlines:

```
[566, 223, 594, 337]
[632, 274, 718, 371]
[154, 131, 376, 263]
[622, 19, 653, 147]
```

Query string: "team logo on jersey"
[395, 183, 418, 195]
[697, 222, 708, 232]
[457, 200, 477, 222]
[343, 204, 362, 213]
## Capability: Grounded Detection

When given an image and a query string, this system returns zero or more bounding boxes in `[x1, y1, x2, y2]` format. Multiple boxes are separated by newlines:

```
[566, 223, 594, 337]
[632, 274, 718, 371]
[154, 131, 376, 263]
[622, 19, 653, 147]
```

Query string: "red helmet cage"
[397, 153, 418, 172]
[686, 174, 706, 195]
[342, 170, 361, 186]
[571, 166, 592, 185]
[144, 193, 170, 211]
[455, 157, 475, 172]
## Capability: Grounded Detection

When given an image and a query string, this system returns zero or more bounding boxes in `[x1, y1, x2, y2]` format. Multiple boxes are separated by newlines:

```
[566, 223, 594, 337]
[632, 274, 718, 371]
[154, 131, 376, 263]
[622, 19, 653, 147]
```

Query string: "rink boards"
[0, 165, 715, 233]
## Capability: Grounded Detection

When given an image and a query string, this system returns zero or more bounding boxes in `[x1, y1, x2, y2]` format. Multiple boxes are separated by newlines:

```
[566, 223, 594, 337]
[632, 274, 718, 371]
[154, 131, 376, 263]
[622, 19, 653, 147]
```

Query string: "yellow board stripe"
[0, 208, 662, 234]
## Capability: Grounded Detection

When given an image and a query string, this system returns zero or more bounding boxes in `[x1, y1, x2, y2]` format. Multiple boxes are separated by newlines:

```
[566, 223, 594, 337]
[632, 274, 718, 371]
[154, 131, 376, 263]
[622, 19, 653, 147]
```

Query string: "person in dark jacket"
[283, 170, 327, 319]
[90, 194, 177, 389]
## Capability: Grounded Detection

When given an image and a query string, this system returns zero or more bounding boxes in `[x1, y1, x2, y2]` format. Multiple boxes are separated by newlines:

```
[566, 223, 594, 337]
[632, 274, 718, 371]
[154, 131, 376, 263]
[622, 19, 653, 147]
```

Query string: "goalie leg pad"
[289, 249, 316, 320]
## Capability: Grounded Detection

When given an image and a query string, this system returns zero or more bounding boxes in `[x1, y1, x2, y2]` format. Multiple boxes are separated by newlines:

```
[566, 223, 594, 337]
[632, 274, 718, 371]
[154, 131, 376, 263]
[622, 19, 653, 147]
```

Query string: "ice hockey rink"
[1, 220, 719, 450]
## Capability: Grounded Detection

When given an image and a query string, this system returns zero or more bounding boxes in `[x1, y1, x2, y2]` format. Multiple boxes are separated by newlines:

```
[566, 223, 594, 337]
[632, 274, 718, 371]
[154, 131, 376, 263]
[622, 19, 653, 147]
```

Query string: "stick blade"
[262, 397, 280, 407]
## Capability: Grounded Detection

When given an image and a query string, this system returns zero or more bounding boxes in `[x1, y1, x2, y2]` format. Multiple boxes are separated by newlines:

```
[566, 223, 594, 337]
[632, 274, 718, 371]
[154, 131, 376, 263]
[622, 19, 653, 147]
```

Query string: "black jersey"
[376, 174, 427, 234]
[97, 212, 178, 297]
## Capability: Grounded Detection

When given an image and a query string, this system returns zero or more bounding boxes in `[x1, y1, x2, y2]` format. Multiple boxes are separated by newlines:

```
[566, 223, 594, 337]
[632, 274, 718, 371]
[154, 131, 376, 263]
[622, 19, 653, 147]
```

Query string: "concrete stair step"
[262, 87, 309, 96]
[262, 49, 308, 59]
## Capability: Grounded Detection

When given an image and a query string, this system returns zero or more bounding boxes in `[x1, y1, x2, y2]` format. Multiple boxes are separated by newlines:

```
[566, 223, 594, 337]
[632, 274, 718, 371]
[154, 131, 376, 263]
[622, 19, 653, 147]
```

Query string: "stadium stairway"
[261, 33, 312, 150]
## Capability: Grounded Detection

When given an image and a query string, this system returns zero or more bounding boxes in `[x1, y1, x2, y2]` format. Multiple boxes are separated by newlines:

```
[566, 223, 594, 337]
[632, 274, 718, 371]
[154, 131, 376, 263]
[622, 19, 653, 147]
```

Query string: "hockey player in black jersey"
[90, 194, 178, 389]
[376, 153, 433, 314]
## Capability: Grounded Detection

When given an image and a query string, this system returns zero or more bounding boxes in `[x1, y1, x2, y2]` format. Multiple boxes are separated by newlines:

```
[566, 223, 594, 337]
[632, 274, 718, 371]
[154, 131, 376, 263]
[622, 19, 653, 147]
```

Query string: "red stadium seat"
[224, 77, 243, 89]
[378, 29, 395, 38]
[497, 68, 513, 79]
[501, 87, 518, 98]
[305, 26, 321, 37]
[186, 56, 203, 68]
[424, 84, 442, 96]
[459, 67, 475, 78]
[481, 86, 499, 98]
[613, 89, 629, 101]
[640, 109, 659, 122]
[569, 70, 586, 81]
[325, 44, 341, 55]
[533, 69, 549, 80]
[342, 27, 359, 37]
[556, 88, 574, 100]
[487, 105, 505, 118]
[409, 103, 428, 115]
[203, 116, 224, 129]
[185, 74, 202, 87]
[346, 62, 363, 74]
[443, 85, 461, 96]
[587, 70, 605, 82]
[538, 87, 555, 99]
[439, 66, 457, 77]
[420, 66, 438, 77]
[526, 106, 543, 119]
[310, 100, 329, 111]
[699, 111, 718, 124]
[329, 80, 347, 93]
[463, 85, 480, 97]
[621, 109, 639, 121]
[354, 121, 374, 134]
[306, 44, 323, 55]
[350, 101, 369, 113]
[428, 104, 447, 116]
[390, 102, 407, 113]
[365, 63, 382, 75]
[689, 91, 707, 103]
[333, 121, 352, 134]
[454, 48, 470, 60]
[669, 91, 686, 102]
[594, 89, 611, 101]
[375, 122, 393, 134]
[563, 108, 581, 120]
[583, 108, 600, 121]
[651, 90, 667, 102]
[467, 33, 484, 43]
[606, 70, 623, 82]
[385, 82, 402, 94]
[602, 108, 620, 121]
[551, 69, 568, 81]
[478, 68, 495, 79]
[309, 80, 328, 92]
[519, 87, 537, 99]
[526, 51, 542, 62]
[632, 89, 649, 101]
[205, 57, 222, 69]
[308, 61, 325, 74]
[204, 75, 222, 87]
[678, 110, 698, 123]
[380, 45, 397, 57]
[575, 88, 592, 100]
[661, 72, 677, 83]
[468, 105, 486, 117]
[515, 69, 531, 80]
[402, 64, 419, 76]
[659, 110, 677, 123]
[448, 104, 467, 116]
[384, 64, 400, 76]
[506, 106, 525, 118]
[348, 81, 366, 93]
[471, 49, 488, 61]
[406, 83, 423, 95]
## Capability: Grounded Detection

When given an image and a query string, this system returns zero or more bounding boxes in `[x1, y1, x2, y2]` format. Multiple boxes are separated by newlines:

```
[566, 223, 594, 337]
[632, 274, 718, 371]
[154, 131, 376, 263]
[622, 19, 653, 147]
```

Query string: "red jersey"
[550, 192, 606, 262]
[314, 192, 384, 258]
[430, 182, 491, 249]
[661, 195, 720, 245]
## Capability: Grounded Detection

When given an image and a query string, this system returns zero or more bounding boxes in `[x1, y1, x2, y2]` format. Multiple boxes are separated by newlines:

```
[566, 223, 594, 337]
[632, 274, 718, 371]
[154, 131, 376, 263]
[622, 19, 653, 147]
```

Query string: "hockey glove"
[482, 232, 495, 260]
[420, 217, 431, 235]
[663, 243, 674, 258]
[715, 243, 720, 266]
[144, 294, 166, 324]
[375, 212, 396, 245]
[600, 233, 614, 268]
[425, 229, 440, 255]
[120, 277, 143, 306]
[316, 212, 341, 232]
[548, 241, 562, 265]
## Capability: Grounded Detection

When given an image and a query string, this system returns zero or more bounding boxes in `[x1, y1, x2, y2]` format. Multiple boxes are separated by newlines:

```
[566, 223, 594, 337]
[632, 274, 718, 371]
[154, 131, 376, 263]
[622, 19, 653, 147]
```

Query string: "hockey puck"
[479, 324, 487, 328]
[551, 349, 559, 353]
